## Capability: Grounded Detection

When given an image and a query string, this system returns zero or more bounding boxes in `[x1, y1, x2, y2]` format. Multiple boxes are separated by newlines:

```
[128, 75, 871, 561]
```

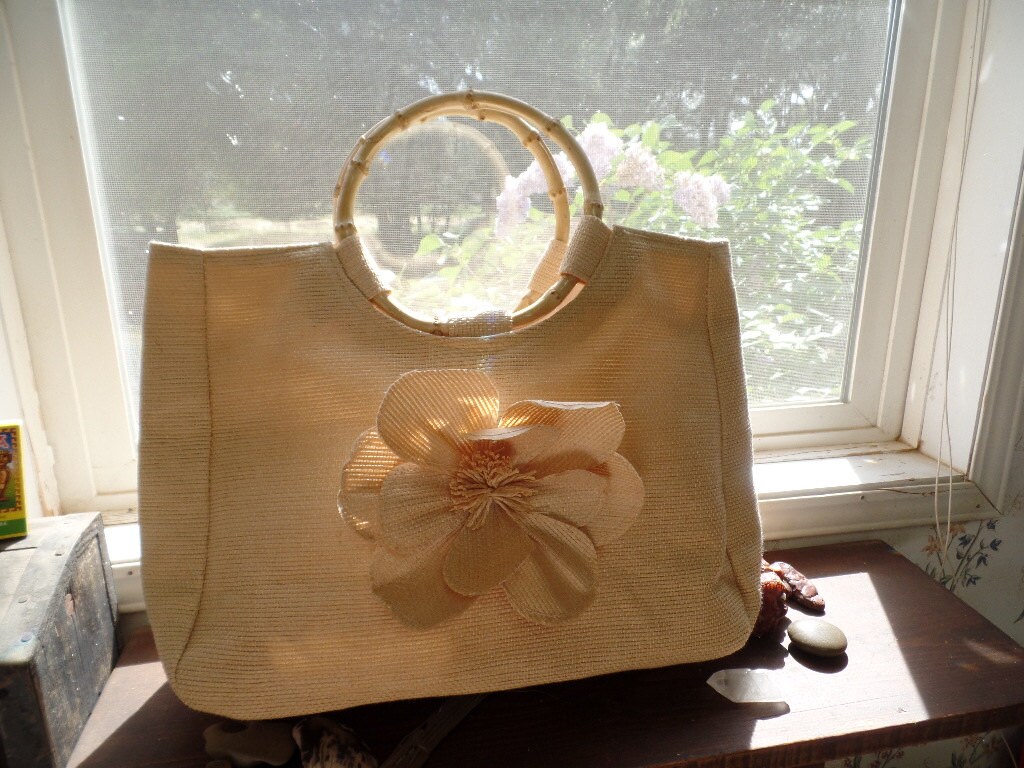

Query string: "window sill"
[753, 442, 996, 540]
[102, 445, 998, 614]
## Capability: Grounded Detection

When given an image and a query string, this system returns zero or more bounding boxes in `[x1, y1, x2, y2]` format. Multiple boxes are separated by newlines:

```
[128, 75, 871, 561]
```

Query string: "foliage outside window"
[385, 105, 871, 406]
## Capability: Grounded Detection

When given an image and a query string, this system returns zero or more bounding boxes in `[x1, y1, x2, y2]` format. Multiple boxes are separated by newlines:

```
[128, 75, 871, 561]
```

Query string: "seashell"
[292, 716, 379, 768]
[752, 569, 788, 637]
[769, 560, 826, 611]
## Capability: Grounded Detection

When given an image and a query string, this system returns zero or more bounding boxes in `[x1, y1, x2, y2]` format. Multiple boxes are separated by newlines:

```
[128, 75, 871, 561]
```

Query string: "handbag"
[139, 91, 763, 720]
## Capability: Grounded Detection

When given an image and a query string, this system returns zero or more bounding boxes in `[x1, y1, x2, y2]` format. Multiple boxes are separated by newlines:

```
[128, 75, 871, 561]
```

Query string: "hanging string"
[998, 729, 1020, 768]
[934, 0, 991, 571]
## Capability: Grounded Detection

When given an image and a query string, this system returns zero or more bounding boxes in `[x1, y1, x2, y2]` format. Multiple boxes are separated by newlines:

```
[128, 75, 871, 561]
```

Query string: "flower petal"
[499, 400, 625, 475]
[584, 452, 645, 546]
[371, 535, 474, 629]
[378, 463, 463, 554]
[338, 429, 403, 539]
[341, 429, 404, 491]
[443, 512, 534, 597]
[465, 424, 559, 465]
[337, 490, 381, 541]
[377, 369, 500, 470]
[530, 469, 607, 529]
[503, 515, 598, 625]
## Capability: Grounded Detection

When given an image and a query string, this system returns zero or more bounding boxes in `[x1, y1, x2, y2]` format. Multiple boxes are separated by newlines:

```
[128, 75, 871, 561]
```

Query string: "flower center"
[449, 448, 536, 530]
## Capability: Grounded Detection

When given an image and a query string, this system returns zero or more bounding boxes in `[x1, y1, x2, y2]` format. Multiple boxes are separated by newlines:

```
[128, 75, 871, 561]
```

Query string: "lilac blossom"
[707, 174, 732, 205]
[515, 151, 577, 198]
[516, 158, 547, 198]
[673, 171, 729, 228]
[553, 151, 576, 186]
[577, 122, 623, 181]
[495, 175, 531, 237]
[615, 143, 665, 191]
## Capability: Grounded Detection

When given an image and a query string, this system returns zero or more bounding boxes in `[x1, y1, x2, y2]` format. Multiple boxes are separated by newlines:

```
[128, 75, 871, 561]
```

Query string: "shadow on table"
[69, 681, 219, 768]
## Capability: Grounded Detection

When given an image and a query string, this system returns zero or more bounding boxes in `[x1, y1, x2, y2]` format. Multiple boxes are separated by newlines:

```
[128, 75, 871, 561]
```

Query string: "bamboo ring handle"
[332, 91, 604, 333]
[346, 110, 570, 264]
[422, 105, 571, 245]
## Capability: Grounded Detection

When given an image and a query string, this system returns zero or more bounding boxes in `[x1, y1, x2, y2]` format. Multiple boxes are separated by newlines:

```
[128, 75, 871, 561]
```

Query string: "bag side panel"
[615, 228, 761, 648]
[706, 246, 763, 626]
[138, 244, 212, 685]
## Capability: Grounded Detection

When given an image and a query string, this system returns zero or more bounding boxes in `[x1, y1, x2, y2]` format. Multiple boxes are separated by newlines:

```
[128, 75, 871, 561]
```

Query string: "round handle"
[333, 91, 603, 237]
[335, 103, 573, 245]
[332, 91, 604, 334]
[422, 105, 571, 245]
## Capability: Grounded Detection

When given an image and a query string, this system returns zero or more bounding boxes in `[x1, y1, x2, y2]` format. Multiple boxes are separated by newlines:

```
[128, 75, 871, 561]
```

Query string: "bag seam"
[704, 252, 728, 548]
[171, 253, 215, 682]
[613, 224, 729, 252]
[704, 249, 756, 627]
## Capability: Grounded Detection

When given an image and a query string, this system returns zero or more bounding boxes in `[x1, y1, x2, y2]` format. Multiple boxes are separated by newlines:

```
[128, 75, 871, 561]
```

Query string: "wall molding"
[971, 157, 1024, 514]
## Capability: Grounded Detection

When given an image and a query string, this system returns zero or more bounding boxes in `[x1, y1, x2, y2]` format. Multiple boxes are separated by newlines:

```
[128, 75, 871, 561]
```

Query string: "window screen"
[61, 0, 893, 419]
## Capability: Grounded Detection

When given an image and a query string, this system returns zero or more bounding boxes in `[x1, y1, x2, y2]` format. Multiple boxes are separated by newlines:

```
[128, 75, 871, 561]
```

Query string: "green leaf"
[560, 114, 573, 130]
[759, 99, 775, 113]
[613, 188, 632, 202]
[641, 122, 661, 150]
[590, 111, 613, 125]
[571, 187, 585, 213]
[659, 149, 693, 172]
[460, 236, 482, 257]
[836, 178, 855, 194]
[415, 233, 443, 256]
[697, 150, 718, 168]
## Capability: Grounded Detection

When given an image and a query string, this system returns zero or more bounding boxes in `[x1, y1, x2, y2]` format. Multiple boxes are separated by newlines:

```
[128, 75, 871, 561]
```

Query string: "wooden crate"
[0, 513, 117, 768]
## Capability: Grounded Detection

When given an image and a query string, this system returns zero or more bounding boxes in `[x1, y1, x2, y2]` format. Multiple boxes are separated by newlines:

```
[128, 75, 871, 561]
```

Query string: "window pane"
[61, 0, 892, 418]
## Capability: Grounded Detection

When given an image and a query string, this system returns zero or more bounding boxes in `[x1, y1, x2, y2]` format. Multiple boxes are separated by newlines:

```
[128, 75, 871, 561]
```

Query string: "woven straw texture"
[139, 217, 762, 719]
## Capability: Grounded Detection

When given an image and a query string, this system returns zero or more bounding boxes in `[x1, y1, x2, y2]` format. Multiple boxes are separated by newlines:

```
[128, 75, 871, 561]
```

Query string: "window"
[61, 0, 893, 421]
[2, 0, 1020, 549]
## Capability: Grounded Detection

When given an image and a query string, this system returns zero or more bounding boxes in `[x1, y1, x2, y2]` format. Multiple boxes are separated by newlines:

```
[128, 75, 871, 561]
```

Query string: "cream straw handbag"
[139, 91, 763, 719]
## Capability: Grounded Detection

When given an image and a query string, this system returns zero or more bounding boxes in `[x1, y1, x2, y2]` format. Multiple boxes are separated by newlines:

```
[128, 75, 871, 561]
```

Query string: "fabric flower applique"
[337, 369, 644, 628]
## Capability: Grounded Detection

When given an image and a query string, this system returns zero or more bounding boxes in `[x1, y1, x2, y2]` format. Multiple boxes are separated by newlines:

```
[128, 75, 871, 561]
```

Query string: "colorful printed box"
[0, 424, 26, 540]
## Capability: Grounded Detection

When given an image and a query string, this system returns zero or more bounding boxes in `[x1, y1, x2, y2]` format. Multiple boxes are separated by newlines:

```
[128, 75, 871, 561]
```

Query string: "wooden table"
[66, 541, 1024, 768]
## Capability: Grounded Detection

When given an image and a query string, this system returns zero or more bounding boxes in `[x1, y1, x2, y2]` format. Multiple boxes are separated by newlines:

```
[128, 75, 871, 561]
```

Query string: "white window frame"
[749, 0, 965, 450]
[1, 0, 136, 515]
[2, 0, 1022, 610]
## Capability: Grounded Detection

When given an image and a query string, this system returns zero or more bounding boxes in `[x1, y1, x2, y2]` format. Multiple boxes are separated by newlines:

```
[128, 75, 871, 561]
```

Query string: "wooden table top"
[67, 540, 1024, 768]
